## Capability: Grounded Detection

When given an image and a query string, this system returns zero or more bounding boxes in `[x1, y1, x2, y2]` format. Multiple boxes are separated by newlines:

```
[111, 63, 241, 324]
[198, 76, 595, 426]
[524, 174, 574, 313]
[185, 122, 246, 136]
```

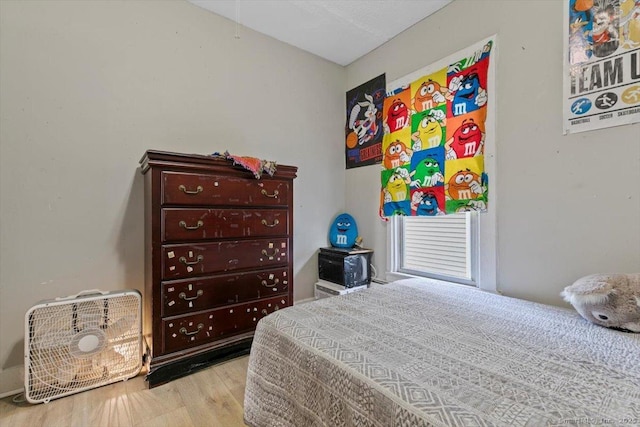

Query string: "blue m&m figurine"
[329, 213, 358, 248]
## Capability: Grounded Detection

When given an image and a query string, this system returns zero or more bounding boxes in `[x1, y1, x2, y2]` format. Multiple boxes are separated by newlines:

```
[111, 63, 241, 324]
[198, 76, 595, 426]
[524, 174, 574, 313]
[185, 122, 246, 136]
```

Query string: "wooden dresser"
[139, 150, 297, 387]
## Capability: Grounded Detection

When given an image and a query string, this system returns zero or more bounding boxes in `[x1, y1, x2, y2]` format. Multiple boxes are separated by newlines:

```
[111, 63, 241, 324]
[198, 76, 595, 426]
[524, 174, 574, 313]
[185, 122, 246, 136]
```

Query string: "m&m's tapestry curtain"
[380, 37, 495, 218]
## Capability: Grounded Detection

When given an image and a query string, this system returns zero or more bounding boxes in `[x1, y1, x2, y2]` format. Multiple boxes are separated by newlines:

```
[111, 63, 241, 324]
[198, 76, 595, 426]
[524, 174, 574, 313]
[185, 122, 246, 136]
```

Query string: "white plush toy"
[561, 273, 640, 333]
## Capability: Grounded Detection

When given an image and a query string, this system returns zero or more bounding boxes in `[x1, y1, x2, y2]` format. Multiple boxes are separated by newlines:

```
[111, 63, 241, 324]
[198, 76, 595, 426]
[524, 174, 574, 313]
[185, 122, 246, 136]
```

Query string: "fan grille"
[25, 291, 142, 403]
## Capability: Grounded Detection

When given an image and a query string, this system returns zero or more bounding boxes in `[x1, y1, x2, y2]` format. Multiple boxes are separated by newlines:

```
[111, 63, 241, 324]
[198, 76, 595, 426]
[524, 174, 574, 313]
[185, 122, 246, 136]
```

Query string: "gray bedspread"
[244, 278, 640, 427]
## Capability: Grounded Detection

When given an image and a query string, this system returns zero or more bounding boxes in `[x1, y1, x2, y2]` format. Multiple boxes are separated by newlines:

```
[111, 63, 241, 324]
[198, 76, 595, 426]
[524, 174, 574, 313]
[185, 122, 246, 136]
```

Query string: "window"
[389, 212, 478, 286]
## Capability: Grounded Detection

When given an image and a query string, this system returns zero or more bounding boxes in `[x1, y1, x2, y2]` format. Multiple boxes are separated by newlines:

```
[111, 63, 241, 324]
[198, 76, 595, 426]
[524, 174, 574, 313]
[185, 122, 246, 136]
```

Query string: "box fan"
[24, 289, 142, 404]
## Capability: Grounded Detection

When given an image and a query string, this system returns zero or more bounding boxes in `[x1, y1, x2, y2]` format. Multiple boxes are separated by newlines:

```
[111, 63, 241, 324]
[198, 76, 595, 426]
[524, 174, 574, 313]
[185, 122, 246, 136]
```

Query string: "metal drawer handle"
[178, 185, 203, 195]
[261, 219, 280, 228]
[261, 189, 279, 198]
[179, 220, 204, 230]
[261, 249, 278, 258]
[179, 255, 204, 266]
[261, 309, 268, 315]
[261, 278, 280, 287]
[179, 289, 203, 301]
[179, 323, 203, 336]
[274, 305, 280, 311]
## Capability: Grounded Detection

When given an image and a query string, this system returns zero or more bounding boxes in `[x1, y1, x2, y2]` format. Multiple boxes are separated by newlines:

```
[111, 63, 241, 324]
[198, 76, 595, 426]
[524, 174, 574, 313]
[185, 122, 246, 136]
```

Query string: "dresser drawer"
[161, 268, 290, 317]
[162, 238, 289, 280]
[162, 208, 288, 242]
[162, 295, 289, 354]
[162, 171, 290, 206]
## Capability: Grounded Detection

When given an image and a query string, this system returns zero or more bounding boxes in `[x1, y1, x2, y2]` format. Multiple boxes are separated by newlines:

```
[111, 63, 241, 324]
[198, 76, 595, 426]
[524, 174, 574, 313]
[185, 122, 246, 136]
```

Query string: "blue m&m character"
[329, 213, 358, 248]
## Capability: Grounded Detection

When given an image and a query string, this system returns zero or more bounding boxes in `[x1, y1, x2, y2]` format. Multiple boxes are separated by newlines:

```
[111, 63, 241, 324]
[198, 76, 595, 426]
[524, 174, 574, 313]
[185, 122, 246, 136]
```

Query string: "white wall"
[0, 0, 345, 388]
[346, 0, 640, 306]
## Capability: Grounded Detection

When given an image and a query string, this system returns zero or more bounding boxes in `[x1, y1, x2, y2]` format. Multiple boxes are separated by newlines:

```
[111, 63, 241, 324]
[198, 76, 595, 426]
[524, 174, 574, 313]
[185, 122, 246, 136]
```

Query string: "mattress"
[244, 278, 640, 427]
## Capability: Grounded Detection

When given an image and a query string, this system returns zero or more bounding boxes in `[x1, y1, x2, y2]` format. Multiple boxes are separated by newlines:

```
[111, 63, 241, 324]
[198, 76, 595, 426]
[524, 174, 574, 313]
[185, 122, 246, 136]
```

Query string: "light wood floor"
[0, 356, 249, 427]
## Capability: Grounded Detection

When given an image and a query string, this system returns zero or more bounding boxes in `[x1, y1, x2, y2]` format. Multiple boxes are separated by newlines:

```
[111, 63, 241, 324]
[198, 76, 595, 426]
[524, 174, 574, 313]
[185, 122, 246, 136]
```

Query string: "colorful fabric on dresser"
[212, 151, 277, 179]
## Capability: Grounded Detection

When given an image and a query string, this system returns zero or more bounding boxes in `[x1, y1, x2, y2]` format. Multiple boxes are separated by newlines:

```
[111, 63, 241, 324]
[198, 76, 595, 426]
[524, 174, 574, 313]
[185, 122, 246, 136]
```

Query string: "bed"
[244, 278, 640, 427]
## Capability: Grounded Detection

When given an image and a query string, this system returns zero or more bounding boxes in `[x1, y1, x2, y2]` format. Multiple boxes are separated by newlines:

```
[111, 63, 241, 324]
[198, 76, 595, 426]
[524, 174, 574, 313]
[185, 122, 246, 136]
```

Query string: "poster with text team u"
[564, 0, 640, 134]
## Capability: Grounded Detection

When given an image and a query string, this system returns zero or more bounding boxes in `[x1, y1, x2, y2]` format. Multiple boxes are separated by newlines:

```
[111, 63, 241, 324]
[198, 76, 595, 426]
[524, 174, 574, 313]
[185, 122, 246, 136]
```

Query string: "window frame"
[388, 212, 479, 286]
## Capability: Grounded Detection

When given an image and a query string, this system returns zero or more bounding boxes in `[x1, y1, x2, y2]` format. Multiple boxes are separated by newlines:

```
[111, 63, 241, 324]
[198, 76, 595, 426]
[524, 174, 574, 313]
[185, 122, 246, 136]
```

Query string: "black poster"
[345, 73, 385, 169]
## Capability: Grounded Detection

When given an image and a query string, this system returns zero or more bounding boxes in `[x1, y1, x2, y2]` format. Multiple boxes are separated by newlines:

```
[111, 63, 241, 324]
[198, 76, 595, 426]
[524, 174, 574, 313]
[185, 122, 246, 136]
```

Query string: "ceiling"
[189, 0, 452, 66]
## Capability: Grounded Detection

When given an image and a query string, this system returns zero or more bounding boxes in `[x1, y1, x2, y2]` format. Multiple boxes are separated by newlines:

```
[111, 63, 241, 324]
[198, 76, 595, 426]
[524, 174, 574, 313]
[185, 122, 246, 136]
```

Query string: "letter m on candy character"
[457, 189, 472, 199]
[454, 103, 467, 115]
[465, 142, 477, 156]
[422, 100, 434, 110]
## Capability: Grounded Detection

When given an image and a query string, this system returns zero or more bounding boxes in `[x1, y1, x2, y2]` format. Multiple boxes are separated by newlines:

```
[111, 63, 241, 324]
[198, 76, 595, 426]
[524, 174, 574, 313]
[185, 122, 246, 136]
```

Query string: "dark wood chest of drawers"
[140, 150, 297, 387]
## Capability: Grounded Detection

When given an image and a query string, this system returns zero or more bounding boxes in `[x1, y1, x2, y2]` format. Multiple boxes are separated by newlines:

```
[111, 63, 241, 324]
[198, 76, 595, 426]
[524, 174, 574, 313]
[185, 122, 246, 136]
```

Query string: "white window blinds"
[399, 213, 473, 281]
